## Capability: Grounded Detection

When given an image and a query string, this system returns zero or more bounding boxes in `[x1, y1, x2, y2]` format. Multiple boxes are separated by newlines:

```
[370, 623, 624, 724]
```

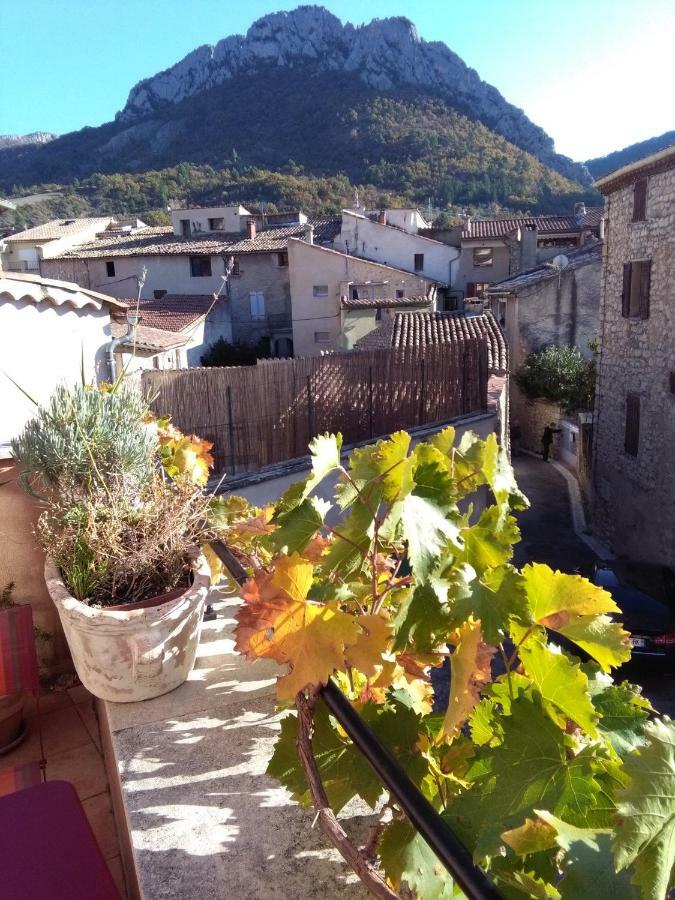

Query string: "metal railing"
[208, 539, 501, 899]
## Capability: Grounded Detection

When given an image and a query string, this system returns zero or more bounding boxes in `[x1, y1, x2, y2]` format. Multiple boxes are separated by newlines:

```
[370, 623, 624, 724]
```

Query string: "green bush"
[200, 337, 271, 367]
[516, 345, 596, 413]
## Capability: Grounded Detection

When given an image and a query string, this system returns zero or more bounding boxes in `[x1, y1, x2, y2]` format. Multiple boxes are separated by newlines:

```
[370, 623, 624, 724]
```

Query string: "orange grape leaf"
[303, 534, 331, 563]
[228, 505, 276, 541]
[438, 618, 494, 743]
[234, 554, 360, 699]
[345, 614, 392, 677]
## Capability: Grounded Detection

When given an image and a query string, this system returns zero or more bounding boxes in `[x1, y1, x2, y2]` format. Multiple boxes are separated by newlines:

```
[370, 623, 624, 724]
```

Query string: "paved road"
[511, 454, 675, 717]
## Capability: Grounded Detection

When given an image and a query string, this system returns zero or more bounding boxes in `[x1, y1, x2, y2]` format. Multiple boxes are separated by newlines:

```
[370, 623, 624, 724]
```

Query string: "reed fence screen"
[141, 342, 488, 476]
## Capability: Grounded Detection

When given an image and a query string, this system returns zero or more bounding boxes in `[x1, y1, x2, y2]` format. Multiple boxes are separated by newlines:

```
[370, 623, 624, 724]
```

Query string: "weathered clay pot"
[45, 557, 211, 703]
[0, 693, 25, 752]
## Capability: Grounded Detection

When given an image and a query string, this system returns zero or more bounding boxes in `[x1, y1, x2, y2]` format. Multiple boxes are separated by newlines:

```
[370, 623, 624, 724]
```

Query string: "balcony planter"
[44, 555, 211, 703]
[0, 694, 26, 753]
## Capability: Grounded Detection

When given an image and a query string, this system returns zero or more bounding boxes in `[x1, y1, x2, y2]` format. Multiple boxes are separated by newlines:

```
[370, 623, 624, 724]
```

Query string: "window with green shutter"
[632, 179, 648, 222]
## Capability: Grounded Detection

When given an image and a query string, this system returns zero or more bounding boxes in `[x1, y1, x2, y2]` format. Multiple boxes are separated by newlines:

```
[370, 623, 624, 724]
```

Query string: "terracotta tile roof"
[4, 217, 112, 242]
[341, 295, 432, 310]
[462, 208, 604, 240]
[55, 218, 342, 259]
[487, 240, 603, 294]
[355, 311, 507, 374]
[110, 321, 190, 353]
[131, 294, 214, 332]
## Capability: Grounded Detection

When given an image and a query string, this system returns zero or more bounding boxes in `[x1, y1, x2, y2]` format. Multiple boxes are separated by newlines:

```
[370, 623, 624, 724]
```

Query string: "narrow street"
[511, 454, 675, 717]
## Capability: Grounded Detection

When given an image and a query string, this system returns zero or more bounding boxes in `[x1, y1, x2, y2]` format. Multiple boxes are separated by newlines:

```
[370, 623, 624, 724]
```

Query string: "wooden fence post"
[307, 375, 315, 441]
[227, 385, 236, 475]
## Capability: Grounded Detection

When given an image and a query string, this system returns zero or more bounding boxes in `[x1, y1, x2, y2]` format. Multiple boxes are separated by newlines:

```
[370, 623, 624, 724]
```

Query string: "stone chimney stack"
[304, 224, 314, 245]
[246, 218, 256, 240]
[599, 217, 606, 240]
[520, 224, 538, 271]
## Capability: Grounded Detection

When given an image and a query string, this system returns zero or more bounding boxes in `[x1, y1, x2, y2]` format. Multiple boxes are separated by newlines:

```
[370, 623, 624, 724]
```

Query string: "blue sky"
[1, 0, 673, 160]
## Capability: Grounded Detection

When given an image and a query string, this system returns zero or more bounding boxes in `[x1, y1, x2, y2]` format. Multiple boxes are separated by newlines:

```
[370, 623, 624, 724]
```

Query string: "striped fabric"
[0, 762, 42, 800]
[0, 605, 39, 696]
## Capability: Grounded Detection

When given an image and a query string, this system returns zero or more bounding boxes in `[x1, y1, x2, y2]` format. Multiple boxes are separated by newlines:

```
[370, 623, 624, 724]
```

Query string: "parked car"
[594, 561, 675, 669]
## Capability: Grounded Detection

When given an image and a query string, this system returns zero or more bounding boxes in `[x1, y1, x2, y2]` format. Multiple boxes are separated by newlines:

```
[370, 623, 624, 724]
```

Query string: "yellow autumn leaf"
[201, 541, 225, 586]
[345, 613, 392, 677]
[438, 618, 494, 743]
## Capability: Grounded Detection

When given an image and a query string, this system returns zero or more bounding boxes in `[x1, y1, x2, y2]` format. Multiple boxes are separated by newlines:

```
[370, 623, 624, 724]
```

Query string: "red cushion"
[0, 780, 121, 899]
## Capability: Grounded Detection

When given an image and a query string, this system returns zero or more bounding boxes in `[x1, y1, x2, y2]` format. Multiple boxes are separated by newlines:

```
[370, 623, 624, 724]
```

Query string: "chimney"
[304, 224, 314, 245]
[246, 218, 256, 240]
[520, 224, 538, 271]
[598, 217, 606, 240]
[463, 214, 472, 234]
[574, 202, 586, 225]
[378, 209, 386, 225]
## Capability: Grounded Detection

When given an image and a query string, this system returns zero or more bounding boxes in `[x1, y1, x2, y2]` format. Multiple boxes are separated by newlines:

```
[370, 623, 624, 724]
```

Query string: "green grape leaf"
[410, 443, 456, 504]
[592, 682, 652, 757]
[555, 615, 632, 672]
[458, 503, 520, 574]
[479, 433, 529, 510]
[265, 496, 329, 553]
[304, 432, 343, 497]
[613, 718, 675, 900]
[336, 431, 411, 508]
[501, 817, 558, 856]
[521, 564, 630, 670]
[396, 492, 462, 583]
[459, 693, 603, 854]
[491, 862, 560, 899]
[450, 564, 531, 645]
[379, 820, 455, 899]
[320, 494, 375, 577]
[518, 633, 599, 737]
[558, 832, 634, 900]
[430, 425, 456, 456]
[393, 583, 456, 653]
[469, 698, 502, 747]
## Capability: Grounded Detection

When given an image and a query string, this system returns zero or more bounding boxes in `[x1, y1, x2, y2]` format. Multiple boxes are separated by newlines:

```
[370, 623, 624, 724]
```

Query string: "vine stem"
[295, 690, 398, 900]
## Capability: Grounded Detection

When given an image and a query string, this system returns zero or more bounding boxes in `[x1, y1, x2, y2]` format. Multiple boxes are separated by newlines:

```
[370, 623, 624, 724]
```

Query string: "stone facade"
[513, 397, 563, 457]
[227, 252, 292, 352]
[592, 150, 675, 565]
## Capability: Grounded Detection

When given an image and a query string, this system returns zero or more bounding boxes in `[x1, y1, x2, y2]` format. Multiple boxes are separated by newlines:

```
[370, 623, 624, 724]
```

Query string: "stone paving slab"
[102, 583, 370, 899]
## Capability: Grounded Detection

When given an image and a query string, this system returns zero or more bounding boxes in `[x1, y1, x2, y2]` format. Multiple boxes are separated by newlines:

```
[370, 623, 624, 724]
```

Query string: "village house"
[0, 216, 114, 273]
[591, 145, 675, 566]
[287, 235, 438, 356]
[422, 204, 604, 305]
[333, 208, 460, 289]
[41, 207, 341, 357]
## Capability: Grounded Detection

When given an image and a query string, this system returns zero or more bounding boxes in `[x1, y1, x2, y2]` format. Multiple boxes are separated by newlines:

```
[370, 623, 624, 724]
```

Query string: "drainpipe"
[107, 310, 141, 380]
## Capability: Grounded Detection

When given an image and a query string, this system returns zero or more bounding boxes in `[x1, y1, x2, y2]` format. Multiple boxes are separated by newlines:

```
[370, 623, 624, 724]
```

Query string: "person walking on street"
[541, 422, 561, 462]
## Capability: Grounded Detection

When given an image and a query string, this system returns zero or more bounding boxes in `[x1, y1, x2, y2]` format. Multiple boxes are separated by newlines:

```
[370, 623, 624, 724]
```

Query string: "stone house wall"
[592, 160, 675, 565]
[511, 394, 563, 457]
[227, 252, 291, 348]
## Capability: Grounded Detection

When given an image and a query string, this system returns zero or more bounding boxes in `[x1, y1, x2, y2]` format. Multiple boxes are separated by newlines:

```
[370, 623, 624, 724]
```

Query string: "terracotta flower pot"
[0, 693, 26, 752]
[45, 556, 211, 703]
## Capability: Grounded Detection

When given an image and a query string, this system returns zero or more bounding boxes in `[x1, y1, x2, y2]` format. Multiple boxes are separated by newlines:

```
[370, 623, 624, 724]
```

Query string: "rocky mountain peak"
[115, 5, 586, 183]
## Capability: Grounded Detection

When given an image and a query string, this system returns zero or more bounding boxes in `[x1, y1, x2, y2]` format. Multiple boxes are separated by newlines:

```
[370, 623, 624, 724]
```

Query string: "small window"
[351, 287, 359, 301]
[313, 285, 329, 297]
[105, 260, 115, 277]
[473, 247, 493, 268]
[250, 291, 265, 320]
[396, 289, 404, 298]
[625, 393, 640, 456]
[414, 253, 424, 272]
[190, 255, 212, 277]
[277, 251, 288, 267]
[208, 217, 225, 231]
[314, 331, 331, 343]
[180, 219, 191, 236]
[375, 308, 382, 321]
[632, 179, 647, 222]
[466, 282, 476, 298]
[621, 260, 651, 319]
[154, 289, 167, 299]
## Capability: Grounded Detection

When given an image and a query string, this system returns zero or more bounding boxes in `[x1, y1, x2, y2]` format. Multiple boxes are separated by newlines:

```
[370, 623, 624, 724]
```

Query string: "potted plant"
[11, 382, 216, 703]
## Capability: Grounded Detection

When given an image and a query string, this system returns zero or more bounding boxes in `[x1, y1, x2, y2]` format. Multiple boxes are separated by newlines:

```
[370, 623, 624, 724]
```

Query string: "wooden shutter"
[466, 282, 476, 298]
[638, 259, 651, 319]
[624, 393, 640, 456]
[621, 263, 632, 317]
[632, 179, 647, 222]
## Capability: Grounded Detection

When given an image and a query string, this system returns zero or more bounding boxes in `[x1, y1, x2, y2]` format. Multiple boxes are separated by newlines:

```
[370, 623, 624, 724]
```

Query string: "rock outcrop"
[0, 131, 56, 149]
[117, 6, 587, 183]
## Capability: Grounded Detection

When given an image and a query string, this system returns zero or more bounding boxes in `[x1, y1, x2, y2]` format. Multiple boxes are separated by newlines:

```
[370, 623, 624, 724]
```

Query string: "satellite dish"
[552, 254, 569, 269]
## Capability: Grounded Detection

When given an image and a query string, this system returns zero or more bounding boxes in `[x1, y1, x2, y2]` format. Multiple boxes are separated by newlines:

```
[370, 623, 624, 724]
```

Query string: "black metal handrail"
[209, 540, 500, 899]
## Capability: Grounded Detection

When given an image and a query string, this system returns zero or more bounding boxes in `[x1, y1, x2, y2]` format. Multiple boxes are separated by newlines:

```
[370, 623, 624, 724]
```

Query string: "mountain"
[0, 131, 56, 149]
[0, 6, 597, 217]
[586, 130, 675, 179]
